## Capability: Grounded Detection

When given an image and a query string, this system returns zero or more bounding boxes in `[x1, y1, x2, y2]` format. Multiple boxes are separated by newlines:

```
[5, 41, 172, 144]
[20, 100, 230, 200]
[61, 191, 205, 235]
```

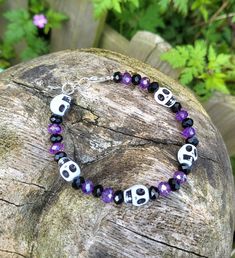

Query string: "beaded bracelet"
[47, 71, 199, 207]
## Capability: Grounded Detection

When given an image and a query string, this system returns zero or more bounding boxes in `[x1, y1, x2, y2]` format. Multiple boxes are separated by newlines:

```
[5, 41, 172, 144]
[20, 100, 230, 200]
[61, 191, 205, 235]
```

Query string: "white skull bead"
[124, 185, 149, 206]
[177, 144, 198, 167]
[58, 157, 81, 182]
[154, 87, 176, 107]
[50, 94, 72, 116]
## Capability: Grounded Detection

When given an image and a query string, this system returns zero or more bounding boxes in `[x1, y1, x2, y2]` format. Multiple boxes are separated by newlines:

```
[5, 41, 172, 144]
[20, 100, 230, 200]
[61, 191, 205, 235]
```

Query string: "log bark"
[0, 49, 234, 258]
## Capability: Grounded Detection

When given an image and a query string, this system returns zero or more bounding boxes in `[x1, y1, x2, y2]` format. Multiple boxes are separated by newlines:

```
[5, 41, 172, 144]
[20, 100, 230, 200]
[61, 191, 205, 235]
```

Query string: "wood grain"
[0, 49, 234, 258]
[48, 0, 106, 51]
[204, 92, 235, 156]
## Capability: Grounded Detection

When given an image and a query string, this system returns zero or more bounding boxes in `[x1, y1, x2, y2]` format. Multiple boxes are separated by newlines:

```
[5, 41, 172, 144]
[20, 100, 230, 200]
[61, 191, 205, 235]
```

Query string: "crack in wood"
[0, 198, 33, 208]
[12, 179, 48, 191]
[107, 220, 208, 258]
[0, 249, 27, 258]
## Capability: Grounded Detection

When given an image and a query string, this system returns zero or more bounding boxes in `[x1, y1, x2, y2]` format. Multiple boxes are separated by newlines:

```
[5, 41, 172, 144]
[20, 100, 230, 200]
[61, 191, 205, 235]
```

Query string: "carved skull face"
[124, 185, 150, 206]
[177, 144, 198, 167]
[154, 87, 176, 107]
[50, 94, 72, 116]
[58, 157, 81, 182]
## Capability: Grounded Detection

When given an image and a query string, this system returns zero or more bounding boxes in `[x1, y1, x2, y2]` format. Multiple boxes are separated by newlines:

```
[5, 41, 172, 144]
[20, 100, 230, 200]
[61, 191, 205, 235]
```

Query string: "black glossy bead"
[72, 176, 85, 189]
[92, 185, 104, 197]
[54, 151, 67, 162]
[182, 118, 194, 128]
[113, 71, 122, 83]
[168, 178, 180, 191]
[113, 190, 124, 204]
[149, 186, 159, 200]
[147, 82, 159, 93]
[186, 136, 199, 146]
[171, 102, 182, 113]
[179, 163, 192, 175]
[50, 114, 63, 124]
[131, 74, 141, 85]
[50, 134, 63, 143]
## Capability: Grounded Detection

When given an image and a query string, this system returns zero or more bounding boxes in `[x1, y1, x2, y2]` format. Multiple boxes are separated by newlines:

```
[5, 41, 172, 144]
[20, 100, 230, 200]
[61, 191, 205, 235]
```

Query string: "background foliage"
[0, 0, 67, 67]
[103, 0, 235, 101]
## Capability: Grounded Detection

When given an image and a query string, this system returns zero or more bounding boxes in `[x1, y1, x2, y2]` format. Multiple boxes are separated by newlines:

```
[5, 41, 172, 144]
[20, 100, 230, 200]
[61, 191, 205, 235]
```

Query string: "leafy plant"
[3, 9, 48, 61]
[0, 0, 68, 66]
[92, 0, 139, 18]
[44, 9, 68, 34]
[161, 40, 234, 100]
[102, 0, 235, 100]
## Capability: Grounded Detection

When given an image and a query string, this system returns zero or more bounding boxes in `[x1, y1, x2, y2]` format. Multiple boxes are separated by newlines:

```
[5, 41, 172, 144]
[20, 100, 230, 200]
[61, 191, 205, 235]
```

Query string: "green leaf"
[138, 3, 164, 32]
[204, 72, 230, 94]
[187, 40, 207, 75]
[191, 0, 211, 21]
[199, 6, 208, 22]
[208, 45, 216, 63]
[4, 9, 29, 22]
[20, 37, 48, 60]
[92, 0, 139, 17]
[194, 82, 207, 95]
[161, 46, 189, 68]
[158, 0, 188, 15]
[46, 9, 68, 29]
[4, 23, 25, 44]
[207, 45, 231, 72]
[215, 54, 230, 66]
[92, 0, 118, 17]
[129, 0, 139, 8]
[158, 0, 170, 13]
[180, 67, 194, 84]
[194, 82, 211, 100]
[0, 59, 10, 69]
[0, 43, 14, 59]
[3, 9, 35, 44]
[112, 0, 122, 13]
[173, 0, 188, 16]
[28, 0, 46, 13]
[20, 46, 39, 60]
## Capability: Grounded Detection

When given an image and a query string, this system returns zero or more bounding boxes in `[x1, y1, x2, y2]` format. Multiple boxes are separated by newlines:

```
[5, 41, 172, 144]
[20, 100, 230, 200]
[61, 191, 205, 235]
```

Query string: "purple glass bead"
[101, 187, 114, 203]
[181, 127, 196, 138]
[48, 124, 62, 134]
[122, 72, 132, 85]
[175, 110, 188, 121]
[139, 77, 150, 89]
[173, 171, 187, 184]
[82, 180, 94, 194]
[158, 182, 171, 197]
[49, 142, 64, 154]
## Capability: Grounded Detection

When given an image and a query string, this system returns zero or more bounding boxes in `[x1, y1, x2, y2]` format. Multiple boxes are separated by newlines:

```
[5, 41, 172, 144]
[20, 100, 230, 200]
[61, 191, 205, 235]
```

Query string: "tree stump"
[0, 49, 234, 258]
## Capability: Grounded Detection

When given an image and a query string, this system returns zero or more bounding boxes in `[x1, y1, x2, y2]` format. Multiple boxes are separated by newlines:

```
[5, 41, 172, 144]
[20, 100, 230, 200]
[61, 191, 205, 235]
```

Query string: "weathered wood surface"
[204, 93, 235, 156]
[99, 25, 130, 56]
[0, 49, 234, 258]
[48, 0, 106, 51]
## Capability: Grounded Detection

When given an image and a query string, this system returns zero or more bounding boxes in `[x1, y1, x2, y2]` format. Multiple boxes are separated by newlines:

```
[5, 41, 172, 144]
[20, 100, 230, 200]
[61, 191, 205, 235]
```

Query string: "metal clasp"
[49, 74, 113, 96]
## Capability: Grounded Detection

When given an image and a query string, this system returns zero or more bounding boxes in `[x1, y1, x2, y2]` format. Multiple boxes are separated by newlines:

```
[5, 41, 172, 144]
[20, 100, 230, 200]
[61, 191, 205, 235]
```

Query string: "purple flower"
[33, 14, 47, 29]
